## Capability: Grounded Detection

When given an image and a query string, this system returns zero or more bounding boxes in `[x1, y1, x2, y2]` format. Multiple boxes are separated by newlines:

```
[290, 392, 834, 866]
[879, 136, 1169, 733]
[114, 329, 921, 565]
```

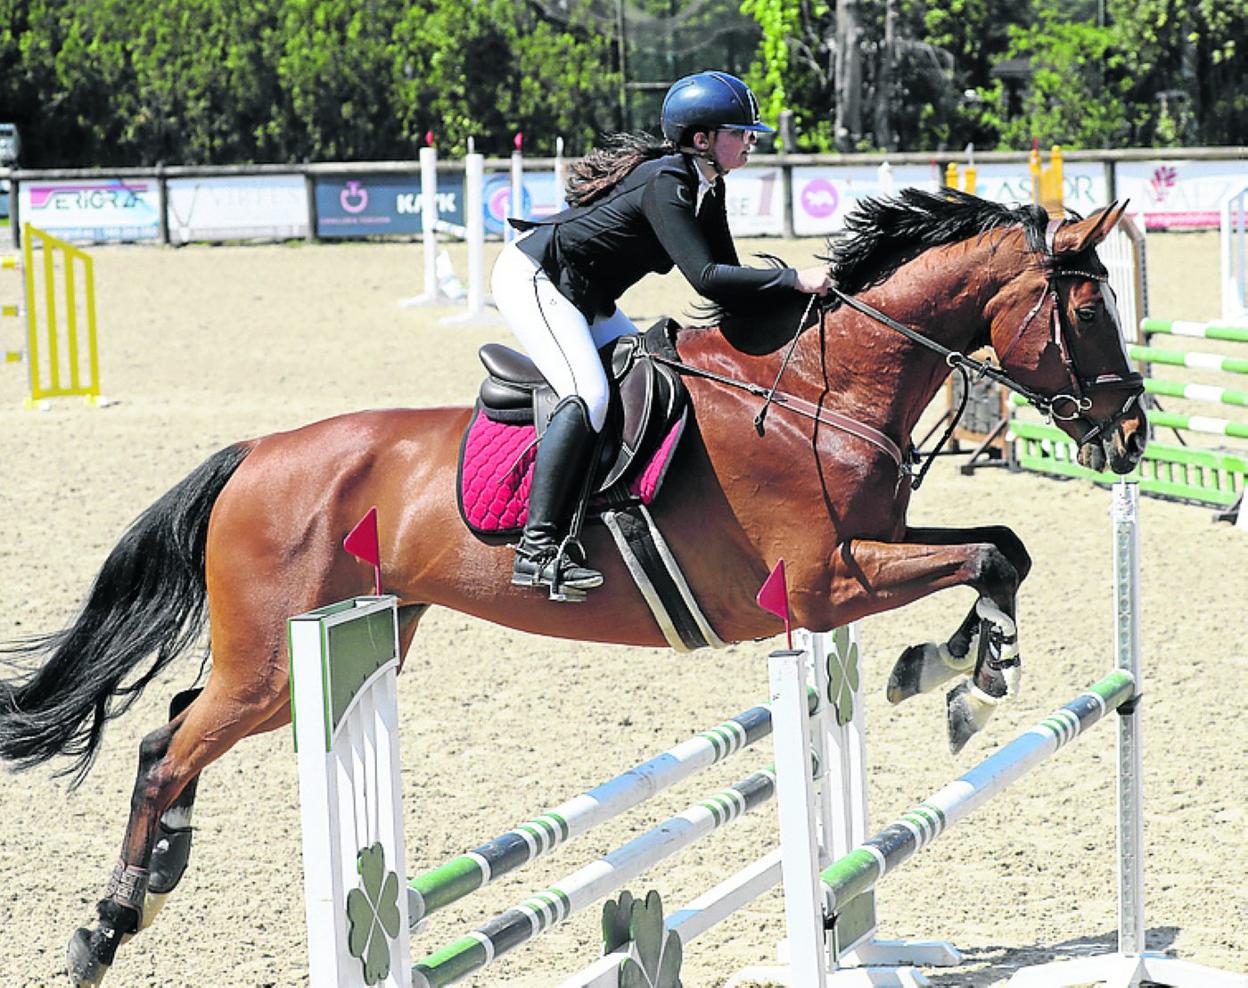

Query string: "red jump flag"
[344, 506, 382, 595]
[755, 559, 793, 650]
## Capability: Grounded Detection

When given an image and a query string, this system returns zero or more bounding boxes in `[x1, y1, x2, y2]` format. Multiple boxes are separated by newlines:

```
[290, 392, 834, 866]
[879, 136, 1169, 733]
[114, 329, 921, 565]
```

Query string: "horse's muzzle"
[1076, 410, 1148, 474]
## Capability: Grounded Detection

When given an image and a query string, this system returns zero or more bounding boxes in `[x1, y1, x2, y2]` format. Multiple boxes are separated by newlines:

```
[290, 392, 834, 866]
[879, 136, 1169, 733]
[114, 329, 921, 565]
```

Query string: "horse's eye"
[1076, 305, 1097, 323]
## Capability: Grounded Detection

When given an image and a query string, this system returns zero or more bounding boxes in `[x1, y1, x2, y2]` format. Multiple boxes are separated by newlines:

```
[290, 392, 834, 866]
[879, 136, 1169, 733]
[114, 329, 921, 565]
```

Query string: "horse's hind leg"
[67, 675, 289, 987]
[139, 688, 203, 931]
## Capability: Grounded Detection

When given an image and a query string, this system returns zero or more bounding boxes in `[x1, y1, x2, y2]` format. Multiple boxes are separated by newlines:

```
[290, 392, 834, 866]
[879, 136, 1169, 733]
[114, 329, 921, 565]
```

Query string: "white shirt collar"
[694, 167, 717, 216]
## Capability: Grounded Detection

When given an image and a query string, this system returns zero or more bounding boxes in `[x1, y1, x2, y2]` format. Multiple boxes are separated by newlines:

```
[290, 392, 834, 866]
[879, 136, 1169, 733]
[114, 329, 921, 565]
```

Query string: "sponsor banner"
[18, 178, 161, 243]
[966, 161, 1107, 216]
[167, 175, 307, 243]
[794, 164, 941, 235]
[483, 171, 564, 235]
[725, 167, 785, 237]
[1115, 160, 1248, 230]
[314, 174, 464, 238]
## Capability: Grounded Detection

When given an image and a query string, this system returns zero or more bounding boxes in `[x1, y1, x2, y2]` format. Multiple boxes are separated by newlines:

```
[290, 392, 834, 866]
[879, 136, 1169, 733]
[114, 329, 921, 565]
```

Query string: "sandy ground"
[0, 230, 1244, 988]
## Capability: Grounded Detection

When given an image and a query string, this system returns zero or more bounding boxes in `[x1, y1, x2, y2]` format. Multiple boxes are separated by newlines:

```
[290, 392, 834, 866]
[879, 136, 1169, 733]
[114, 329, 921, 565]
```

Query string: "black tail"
[0, 443, 253, 785]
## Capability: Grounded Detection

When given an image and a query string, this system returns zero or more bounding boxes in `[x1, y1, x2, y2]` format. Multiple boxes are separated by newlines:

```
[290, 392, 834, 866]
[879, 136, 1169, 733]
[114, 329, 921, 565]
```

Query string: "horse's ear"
[1056, 201, 1129, 254]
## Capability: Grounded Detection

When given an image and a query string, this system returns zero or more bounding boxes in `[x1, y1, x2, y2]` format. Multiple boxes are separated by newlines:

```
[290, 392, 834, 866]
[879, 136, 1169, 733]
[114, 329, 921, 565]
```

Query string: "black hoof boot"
[67, 898, 140, 987]
[142, 821, 195, 929]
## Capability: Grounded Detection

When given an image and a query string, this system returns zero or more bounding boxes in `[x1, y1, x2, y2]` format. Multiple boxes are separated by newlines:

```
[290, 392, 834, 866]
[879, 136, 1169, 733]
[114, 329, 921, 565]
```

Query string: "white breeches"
[490, 240, 639, 432]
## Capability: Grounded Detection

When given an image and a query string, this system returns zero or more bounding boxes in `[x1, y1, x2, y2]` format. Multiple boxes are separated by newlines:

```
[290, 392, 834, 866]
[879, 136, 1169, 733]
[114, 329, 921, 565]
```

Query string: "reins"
[655, 213, 1144, 492]
[649, 343, 908, 470]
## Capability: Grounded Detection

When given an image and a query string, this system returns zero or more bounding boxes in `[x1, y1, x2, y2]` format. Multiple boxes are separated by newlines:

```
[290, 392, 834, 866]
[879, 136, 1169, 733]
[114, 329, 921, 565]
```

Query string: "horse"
[0, 190, 1146, 986]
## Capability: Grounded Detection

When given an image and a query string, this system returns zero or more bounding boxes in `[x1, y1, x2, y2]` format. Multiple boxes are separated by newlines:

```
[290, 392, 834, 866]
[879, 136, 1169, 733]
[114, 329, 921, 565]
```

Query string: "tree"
[974, 1, 1131, 149]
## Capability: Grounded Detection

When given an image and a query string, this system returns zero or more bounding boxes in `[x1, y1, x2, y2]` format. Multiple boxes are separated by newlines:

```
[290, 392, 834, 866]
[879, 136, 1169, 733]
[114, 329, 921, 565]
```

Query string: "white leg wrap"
[974, 597, 1022, 697]
[916, 642, 974, 692]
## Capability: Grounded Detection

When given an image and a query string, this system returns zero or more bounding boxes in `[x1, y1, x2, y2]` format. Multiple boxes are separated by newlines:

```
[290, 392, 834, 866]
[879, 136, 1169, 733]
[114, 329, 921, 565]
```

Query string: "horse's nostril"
[1126, 430, 1147, 457]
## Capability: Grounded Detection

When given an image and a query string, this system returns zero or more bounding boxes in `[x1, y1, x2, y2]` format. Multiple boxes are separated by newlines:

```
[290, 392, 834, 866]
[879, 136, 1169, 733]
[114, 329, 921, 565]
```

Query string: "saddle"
[457, 318, 690, 541]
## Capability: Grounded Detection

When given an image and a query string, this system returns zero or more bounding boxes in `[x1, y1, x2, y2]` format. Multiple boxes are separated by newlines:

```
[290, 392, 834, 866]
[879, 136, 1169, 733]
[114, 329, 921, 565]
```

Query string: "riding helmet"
[660, 71, 774, 146]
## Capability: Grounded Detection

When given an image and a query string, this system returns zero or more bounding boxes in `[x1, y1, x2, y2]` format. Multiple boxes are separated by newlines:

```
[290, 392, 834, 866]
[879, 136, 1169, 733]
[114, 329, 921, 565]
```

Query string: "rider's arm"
[642, 169, 797, 301]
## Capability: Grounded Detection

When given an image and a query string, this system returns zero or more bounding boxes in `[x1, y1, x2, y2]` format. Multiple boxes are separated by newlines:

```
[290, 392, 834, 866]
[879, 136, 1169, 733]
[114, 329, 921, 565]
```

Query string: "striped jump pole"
[411, 760, 801, 987]
[816, 669, 1135, 913]
[407, 689, 816, 926]
[1140, 318, 1248, 343]
[1145, 377, 1248, 408]
[1128, 343, 1248, 376]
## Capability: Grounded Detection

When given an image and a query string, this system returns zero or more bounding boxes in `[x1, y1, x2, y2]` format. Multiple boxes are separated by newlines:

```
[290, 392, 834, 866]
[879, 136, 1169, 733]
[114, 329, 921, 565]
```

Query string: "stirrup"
[510, 539, 602, 601]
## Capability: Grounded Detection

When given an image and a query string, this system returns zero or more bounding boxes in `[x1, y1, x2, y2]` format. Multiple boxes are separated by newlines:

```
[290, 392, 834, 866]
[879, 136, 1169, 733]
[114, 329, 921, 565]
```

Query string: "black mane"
[826, 188, 1048, 294]
[693, 189, 1050, 352]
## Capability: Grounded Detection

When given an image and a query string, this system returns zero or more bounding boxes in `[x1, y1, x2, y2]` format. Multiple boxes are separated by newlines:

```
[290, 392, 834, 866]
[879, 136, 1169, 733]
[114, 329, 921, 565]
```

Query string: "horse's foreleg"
[886, 525, 1031, 719]
[795, 530, 1026, 753]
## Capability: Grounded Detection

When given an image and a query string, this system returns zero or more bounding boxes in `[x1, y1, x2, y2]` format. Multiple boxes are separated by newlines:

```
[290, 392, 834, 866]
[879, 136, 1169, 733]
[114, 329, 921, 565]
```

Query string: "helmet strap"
[689, 130, 728, 178]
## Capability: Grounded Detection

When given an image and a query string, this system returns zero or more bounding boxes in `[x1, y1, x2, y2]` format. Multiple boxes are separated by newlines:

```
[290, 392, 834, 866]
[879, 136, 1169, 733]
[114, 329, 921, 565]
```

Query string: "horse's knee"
[967, 544, 1021, 600]
[981, 526, 1032, 581]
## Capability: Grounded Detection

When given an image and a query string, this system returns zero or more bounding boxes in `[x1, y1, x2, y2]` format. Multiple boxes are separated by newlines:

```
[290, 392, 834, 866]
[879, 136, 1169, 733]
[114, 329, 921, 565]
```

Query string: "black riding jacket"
[515, 152, 797, 319]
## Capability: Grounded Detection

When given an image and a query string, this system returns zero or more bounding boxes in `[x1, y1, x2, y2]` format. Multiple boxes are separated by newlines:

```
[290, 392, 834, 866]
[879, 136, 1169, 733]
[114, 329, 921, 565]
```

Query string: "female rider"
[491, 70, 833, 598]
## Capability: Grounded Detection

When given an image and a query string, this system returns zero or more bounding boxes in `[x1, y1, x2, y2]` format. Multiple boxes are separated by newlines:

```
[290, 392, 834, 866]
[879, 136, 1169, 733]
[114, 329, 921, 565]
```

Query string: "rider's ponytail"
[565, 132, 675, 207]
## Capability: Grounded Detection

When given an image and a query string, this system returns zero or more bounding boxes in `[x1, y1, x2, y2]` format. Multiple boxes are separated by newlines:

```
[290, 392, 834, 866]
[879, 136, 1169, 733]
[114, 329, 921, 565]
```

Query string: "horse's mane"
[695, 189, 1050, 348]
[827, 188, 1049, 295]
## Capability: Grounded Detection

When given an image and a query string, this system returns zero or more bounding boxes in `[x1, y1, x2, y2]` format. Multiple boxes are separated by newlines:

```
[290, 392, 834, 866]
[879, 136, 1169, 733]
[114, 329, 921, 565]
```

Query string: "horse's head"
[990, 203, 1147, 474]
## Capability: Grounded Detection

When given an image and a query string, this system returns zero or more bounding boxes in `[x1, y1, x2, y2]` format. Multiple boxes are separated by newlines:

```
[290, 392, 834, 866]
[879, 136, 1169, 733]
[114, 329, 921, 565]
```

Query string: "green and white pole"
[411, 761, 793, 987]
[408, 691, 815, 926]
[817, 669, 1136, 915]
[1140, 318, 1248, 343]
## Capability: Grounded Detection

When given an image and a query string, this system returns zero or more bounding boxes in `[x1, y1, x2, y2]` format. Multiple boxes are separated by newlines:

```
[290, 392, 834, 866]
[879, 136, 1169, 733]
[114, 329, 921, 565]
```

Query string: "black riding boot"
[512, 397, 604, 595]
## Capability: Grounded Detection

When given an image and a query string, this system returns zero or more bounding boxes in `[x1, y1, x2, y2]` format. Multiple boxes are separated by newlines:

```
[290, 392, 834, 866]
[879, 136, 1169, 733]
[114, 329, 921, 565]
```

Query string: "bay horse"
[0, 190, 1146, 986]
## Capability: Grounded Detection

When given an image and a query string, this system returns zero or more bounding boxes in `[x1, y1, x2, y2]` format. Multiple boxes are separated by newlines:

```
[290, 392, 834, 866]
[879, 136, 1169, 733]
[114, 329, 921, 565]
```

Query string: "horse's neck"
[809, 250, 996, 439]
[679, 239, 1010, 450]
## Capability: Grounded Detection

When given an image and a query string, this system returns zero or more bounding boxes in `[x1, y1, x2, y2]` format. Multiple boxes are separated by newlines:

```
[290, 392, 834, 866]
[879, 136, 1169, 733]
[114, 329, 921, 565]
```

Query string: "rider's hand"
[794, 265, 833, 295]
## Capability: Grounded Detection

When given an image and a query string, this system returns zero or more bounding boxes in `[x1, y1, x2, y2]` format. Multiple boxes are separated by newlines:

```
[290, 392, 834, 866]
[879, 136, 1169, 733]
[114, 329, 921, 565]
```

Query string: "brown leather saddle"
[475, 318, 688, 497]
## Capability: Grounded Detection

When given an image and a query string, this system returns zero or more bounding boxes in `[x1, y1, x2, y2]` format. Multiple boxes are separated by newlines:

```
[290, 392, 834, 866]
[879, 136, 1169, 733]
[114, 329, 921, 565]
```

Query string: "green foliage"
[1, 0, 618, 166]
[739, 0, 797, 128]
[976, 3, 1131, 148]
[0, 0, 1243, 165]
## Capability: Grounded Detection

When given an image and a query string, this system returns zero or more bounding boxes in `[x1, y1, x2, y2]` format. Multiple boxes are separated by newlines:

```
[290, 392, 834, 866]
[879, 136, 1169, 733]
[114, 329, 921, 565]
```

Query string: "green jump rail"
[1010, 419, 1248, 506]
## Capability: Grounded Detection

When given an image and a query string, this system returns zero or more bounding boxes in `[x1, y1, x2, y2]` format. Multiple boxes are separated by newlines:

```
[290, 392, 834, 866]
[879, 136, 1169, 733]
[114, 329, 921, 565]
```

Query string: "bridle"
[652, 213, 1145, 493]
[828, 216, 1144, 460]
[994, 217, 1144, 447]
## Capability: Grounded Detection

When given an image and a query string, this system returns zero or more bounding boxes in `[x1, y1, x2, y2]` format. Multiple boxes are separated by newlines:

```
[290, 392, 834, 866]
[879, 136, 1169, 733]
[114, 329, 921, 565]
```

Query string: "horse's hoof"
[946, 679, 1000, 755]
[887, 642, 973, 704]
[66, 928, 110, 987]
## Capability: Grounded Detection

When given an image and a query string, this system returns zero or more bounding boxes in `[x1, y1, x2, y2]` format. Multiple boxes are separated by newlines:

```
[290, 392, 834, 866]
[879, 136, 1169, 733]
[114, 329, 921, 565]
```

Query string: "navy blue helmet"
[660, 71, 774, 146]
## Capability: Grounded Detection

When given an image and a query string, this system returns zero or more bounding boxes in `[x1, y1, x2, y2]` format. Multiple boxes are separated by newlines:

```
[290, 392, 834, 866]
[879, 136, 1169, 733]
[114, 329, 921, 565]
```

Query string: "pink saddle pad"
[457, 405, 686, 539]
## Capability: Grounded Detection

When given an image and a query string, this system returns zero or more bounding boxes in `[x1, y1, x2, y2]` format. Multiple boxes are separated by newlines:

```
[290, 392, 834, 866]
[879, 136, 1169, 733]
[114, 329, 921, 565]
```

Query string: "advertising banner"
[725, 167, 786, 237]
[17, 178, 161, 243]
[483, 170, 564, 235]
[167, 175, 308, 243]
[967, 160, 1108, 215]
[314, 173, 464, 238]
[793, 164, 940, 236]
[1115, 160, 1248, 230]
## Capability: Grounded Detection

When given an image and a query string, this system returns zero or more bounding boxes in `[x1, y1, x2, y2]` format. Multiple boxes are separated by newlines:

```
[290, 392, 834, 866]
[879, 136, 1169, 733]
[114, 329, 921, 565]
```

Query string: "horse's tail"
[0, 442, 254, 785]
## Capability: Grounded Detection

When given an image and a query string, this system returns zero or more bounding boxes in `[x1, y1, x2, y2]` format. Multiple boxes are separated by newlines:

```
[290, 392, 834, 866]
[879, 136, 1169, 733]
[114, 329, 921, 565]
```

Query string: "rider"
[491, 70, 833, 597]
